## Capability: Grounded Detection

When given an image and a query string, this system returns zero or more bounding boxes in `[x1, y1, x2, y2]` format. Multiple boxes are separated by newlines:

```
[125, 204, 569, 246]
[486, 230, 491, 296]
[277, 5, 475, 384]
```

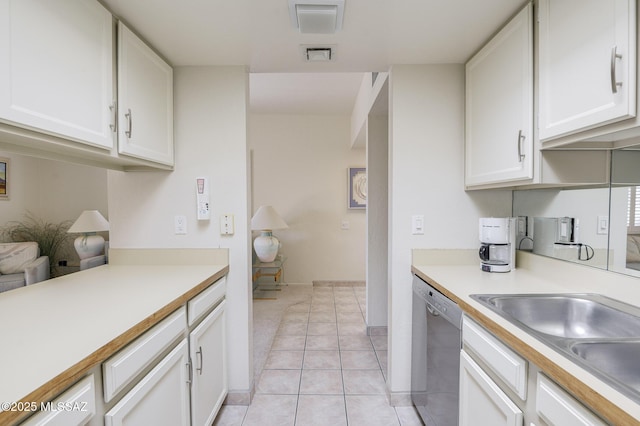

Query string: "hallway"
[214, 283, 422, 425]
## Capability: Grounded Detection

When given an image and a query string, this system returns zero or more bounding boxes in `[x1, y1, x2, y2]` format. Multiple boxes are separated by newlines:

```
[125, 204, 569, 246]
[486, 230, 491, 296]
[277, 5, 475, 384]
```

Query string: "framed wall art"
[0, 157, 8, 200]
[348, 167, 366, 209]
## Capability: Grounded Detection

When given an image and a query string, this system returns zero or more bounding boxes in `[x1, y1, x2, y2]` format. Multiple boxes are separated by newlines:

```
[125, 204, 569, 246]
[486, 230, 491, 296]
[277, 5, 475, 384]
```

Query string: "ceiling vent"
[288, 0, 345, 34]
[306, 47, 332, 61]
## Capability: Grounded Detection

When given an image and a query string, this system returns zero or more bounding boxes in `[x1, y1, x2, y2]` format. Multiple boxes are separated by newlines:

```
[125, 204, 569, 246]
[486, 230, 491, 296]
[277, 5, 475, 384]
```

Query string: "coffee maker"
[479, 217, 516, 272]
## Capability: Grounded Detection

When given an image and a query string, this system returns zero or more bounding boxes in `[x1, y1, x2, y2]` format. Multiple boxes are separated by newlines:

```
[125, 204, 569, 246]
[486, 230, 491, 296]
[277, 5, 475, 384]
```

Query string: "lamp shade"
[68, 210, 110, 233]
[251, 206, 288, 231]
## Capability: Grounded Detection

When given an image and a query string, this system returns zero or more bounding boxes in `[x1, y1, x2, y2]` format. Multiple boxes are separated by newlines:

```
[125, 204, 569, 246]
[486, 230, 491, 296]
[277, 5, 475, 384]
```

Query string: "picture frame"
[348, 167, 366, 209]
[0, 157, 8, 200]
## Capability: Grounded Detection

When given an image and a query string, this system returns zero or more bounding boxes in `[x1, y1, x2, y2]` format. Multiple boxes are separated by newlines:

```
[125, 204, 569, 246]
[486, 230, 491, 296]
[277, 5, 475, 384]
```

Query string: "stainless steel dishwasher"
[411, 274, 463, 426]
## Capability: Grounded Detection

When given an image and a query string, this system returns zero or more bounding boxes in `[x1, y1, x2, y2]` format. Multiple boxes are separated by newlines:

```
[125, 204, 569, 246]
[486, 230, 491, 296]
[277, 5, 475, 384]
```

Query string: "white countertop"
[412, 250, 640, 425]
[0, 260, 227, 425]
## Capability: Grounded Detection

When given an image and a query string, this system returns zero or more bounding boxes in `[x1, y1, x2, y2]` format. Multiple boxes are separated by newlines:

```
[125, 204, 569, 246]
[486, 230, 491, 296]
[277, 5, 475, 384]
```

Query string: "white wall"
[249, 114, 366, 283]
[387, 64, 512, 403]
[107, 66, 253, 400]
[367, 111, 389, 328]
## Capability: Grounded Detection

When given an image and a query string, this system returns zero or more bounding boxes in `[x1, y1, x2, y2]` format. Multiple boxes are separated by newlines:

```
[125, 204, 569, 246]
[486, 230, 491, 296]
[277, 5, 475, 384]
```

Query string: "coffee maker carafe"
[479, 217, 516, 273]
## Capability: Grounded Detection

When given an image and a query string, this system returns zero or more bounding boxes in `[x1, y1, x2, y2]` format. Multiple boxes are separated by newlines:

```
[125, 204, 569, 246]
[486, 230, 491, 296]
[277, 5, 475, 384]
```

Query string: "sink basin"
[470, 292, 640, 403]
[570, 340, 640, 396]
[471, 293, 640, 339]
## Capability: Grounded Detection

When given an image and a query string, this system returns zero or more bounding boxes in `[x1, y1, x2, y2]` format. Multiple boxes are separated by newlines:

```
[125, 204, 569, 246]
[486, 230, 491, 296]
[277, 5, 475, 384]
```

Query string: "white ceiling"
[101, 0, 526, 114]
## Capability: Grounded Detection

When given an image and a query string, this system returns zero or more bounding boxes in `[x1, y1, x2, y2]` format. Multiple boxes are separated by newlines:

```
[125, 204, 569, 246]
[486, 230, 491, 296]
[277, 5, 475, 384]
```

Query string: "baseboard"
[312, 280, 365, 287]
[367, 325, 388, 336]
[223, 387, 254, 406]
[387, 390, 413, 407]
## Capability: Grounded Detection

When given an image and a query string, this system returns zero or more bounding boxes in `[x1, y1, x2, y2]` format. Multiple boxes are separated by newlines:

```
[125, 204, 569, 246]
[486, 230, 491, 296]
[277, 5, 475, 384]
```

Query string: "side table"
[252, 256, 286, 297]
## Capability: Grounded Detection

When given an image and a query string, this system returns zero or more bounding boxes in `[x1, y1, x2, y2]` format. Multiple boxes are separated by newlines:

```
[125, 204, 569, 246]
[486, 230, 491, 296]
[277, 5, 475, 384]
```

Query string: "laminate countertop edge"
[0, 264, 228, 425]
[411, 264, 640, 426]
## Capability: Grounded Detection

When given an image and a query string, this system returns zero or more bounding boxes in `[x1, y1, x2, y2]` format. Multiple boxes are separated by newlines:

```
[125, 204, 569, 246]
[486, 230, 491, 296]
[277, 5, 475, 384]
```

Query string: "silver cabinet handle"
[125, 108, 132, 138]
[611, 46, 623, 94]
[196, 346, 203, 375]
[517, 130, 525, 162]
[109, 103, 117, 132]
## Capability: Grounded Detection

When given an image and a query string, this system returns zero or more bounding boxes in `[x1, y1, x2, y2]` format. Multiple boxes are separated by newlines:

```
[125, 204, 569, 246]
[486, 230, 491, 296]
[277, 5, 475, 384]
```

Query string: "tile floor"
[213, 284, 423, 426]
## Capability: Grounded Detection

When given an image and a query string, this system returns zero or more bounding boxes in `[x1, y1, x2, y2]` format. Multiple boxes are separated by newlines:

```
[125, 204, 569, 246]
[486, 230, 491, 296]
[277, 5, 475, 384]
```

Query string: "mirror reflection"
[610, 150, 640, 277]
[512, 186, 609, 269]
[513, 149, 640, 278]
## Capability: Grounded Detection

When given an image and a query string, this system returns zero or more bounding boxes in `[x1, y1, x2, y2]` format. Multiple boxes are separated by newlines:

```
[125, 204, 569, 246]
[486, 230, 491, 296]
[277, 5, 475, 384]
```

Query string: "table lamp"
[251, 205, 288, 263]
[68, 210, 110, 260]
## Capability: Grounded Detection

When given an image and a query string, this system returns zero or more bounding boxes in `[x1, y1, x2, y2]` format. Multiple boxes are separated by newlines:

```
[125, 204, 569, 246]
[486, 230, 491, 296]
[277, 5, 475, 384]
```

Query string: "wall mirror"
[512, 149, 640, 278]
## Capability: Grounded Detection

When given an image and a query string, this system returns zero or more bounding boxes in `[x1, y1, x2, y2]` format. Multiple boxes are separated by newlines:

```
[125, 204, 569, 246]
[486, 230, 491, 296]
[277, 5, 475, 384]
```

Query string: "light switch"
[597, 215, 609, 235]
[412, 215, 424, 235]
[341, 220, 350, 230]
[175, 215, 187, 235]
[221, 214, 234, 235]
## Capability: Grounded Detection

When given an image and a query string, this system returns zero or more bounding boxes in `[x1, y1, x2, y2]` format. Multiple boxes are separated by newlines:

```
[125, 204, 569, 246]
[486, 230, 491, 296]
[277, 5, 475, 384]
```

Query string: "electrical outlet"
[517, 216, 528, 237]
[220, 214, 234, 235]
[175, 215, 187, 235]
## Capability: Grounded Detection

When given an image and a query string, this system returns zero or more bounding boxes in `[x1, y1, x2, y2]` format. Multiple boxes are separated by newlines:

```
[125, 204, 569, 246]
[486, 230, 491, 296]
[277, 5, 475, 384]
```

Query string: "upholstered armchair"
[0, 242, 50, 293]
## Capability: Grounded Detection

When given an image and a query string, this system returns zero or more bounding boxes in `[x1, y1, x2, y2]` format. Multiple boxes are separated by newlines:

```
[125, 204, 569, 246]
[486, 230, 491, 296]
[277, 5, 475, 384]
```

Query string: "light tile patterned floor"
[214, 284, 423, 426]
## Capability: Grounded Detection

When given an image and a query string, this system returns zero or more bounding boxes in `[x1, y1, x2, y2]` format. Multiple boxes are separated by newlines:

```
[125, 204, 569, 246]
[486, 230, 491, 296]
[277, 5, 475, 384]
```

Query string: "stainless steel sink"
[470, 293, 640, 403]
[472, 293, 640, 339]
[570, 340, 640, 397]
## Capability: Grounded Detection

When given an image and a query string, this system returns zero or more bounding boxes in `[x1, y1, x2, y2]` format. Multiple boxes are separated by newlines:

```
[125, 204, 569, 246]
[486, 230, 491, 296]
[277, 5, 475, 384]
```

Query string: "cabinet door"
[105, 339, 190, 426]
[459, 350, 523, 426]
[0, 0, 115, 149]
[21, 375, 96, 426]
[539, 0, 636, 141]
[536, 374, 606, 426]
[117, 22, 174, 166]
[189, 300, 227, 426]
[465, 3, 533, 187]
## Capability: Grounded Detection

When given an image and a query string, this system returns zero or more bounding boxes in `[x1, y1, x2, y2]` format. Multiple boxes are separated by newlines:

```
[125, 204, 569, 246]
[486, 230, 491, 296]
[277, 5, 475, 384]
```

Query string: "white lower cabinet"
[536, 375, 606, 426]
[104, 339, 191, 426]
[460, 317, 608, 426]
[189, 301, 227, 426]
[460, 350, 523, 426]
[21, 375, 96, 426]
[104, 278, 227, 426]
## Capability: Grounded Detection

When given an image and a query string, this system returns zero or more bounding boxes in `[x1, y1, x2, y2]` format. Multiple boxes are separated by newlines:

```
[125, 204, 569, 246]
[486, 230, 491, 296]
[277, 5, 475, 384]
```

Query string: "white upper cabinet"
[117, 22, 174, 167]
[538, 0, 636, 142]
[465, 3, 533, 187]
[0, 0, 115, 149]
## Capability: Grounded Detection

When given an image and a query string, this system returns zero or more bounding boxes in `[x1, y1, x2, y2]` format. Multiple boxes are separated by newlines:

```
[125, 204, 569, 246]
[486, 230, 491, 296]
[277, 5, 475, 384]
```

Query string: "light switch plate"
[597, 215, 609, 235]
[412, 215, 424, 235]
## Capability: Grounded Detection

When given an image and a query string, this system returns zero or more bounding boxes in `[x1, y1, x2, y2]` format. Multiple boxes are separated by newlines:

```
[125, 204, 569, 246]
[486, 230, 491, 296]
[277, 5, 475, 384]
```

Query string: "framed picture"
[0, 157, 8, 200]
[348, 167, 366, 209]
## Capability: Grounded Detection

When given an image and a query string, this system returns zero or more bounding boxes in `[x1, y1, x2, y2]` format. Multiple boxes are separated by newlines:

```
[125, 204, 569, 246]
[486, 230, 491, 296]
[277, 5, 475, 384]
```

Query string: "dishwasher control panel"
[413, 275, 463, 328]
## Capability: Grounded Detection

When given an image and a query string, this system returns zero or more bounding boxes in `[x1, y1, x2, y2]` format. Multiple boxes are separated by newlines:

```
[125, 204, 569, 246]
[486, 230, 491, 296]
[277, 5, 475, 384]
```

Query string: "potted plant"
[1, 212, 73, 276]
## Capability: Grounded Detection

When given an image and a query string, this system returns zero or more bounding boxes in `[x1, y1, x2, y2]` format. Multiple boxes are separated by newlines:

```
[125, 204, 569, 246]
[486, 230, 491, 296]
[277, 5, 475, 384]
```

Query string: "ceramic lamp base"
[253, 231, 279, 263]
[74, 234, 105, 260]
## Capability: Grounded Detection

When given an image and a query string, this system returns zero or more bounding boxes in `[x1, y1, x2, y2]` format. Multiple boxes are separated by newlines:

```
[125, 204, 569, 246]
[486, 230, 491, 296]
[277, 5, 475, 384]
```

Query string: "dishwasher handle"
[426, 302, 440, 317]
